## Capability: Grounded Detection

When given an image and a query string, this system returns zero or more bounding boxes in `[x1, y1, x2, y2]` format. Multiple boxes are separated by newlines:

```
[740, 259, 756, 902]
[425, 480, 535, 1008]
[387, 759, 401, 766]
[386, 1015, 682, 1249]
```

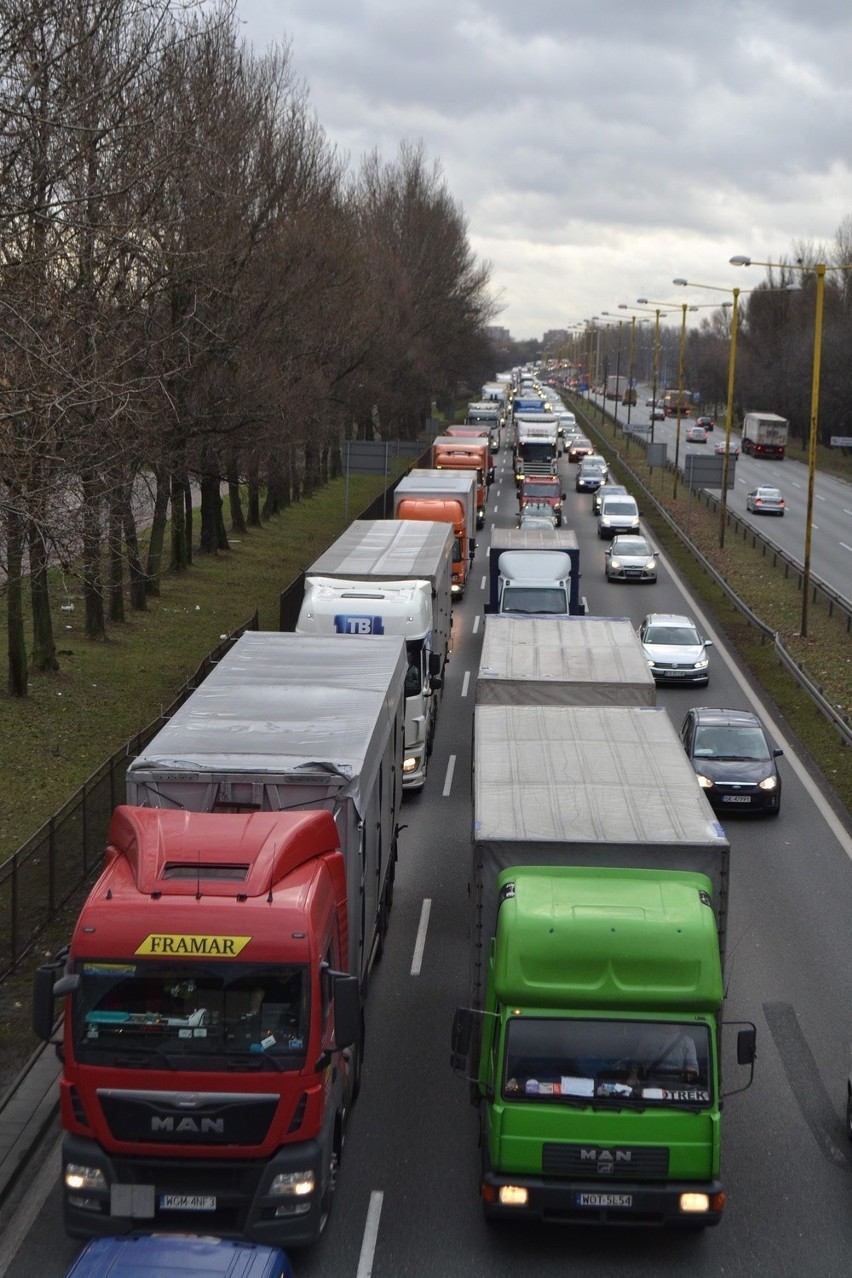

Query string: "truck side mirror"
[450, 1007, 473, 1071]
[428, 652, 442, 678]
[331, 973, 361, 1050]
[32, 959, 75, 1042]
[737, 1026, 756, 1066]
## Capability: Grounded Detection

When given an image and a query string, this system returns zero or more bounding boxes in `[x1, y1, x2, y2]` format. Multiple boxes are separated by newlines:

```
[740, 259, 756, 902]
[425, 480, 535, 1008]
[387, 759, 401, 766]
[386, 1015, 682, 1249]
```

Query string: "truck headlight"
[679, 1192, 710, 1213]
[498, 1185, 529, 1207]
[403, 755, 418, 773]
[65, 1164, 107, 1192]
[270, 1170, 315, 1197]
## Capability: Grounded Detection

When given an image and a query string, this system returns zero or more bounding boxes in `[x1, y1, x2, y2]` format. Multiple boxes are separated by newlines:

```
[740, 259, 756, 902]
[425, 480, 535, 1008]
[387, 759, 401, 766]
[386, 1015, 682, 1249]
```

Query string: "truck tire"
[318, 1127, 342, 1235]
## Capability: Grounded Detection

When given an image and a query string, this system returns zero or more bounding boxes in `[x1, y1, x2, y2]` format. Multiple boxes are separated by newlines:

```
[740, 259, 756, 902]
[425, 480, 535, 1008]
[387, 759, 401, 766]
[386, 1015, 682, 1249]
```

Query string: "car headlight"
[758, 775, 779, 791]
[601, 518, 611, 527]
[694, 657, 709, 669]
[610, 558, 622, 570]
[694, 774, 714, 789]
[645, 559, 656, 571]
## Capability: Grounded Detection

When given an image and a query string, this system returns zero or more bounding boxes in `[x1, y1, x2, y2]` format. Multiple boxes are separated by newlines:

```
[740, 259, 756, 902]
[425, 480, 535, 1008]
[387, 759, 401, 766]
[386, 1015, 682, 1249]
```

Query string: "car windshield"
[503, 1017, 712, 1107]
[645, 624, 700, 645]
[603, 501, 636, 514]
[693, 725, 771, 760]
[613, 539, 650, 555]
[72, 959, 310, 1070]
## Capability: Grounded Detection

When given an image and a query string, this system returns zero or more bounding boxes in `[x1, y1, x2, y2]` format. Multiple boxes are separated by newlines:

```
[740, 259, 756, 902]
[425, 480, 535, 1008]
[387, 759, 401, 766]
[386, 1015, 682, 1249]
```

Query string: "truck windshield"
[503, 1017, 712, 1107]
[501, 587, 568, 615]
[519, 442, 553, 462]
[72, 959, 309, 1071]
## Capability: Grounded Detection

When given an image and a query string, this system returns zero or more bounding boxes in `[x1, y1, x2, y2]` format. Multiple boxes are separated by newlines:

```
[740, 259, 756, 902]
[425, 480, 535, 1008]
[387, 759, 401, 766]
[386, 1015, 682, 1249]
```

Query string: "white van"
[598, 494, 640, 539]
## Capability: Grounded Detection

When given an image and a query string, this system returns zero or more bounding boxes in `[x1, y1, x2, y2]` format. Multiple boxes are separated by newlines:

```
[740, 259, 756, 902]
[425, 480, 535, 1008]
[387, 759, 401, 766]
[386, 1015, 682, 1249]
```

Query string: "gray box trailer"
[476, 615, 656, 707]
[125, 631, 407, 987]
[471, 704, 729, 1004]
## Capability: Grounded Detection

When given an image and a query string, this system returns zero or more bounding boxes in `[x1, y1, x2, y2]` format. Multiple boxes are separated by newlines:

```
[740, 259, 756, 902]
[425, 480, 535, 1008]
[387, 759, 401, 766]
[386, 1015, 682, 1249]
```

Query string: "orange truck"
[394, 468, 476, 597]
[431, 434, 489, 526]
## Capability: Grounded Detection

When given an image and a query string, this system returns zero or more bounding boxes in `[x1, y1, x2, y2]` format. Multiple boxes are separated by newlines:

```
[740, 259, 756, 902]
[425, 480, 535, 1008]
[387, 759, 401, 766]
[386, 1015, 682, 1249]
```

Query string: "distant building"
[485, 325, 512, 345]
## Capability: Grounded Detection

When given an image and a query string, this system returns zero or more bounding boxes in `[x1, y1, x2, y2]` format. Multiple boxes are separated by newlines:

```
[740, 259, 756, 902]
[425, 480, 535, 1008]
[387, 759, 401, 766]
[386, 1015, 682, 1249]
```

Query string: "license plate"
[159, 1194, 216, 1212]
[576, 1192, 633, 1208]
[723, 795, 752, 804]
[663, 670, 686, 677]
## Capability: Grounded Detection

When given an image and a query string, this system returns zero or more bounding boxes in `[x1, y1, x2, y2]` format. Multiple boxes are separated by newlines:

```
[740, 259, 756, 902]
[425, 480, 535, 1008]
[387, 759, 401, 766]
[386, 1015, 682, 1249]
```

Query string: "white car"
[638, 613, 713, 686]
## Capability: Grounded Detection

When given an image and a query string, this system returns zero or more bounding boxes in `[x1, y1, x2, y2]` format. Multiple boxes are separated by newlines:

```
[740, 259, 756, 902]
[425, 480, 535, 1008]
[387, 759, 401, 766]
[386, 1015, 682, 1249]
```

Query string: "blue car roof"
[65, 1236, 293, 1278]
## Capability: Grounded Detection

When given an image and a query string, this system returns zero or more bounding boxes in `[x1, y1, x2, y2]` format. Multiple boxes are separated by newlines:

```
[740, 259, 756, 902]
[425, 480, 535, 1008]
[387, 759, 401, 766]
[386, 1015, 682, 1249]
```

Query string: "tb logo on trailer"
[334, 614, 385, 635]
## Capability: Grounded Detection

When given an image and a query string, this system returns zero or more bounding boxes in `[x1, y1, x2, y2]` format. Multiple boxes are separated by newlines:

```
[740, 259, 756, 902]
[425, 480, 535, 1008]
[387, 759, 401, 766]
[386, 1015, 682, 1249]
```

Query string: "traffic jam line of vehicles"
[28, 364, 791, 1272]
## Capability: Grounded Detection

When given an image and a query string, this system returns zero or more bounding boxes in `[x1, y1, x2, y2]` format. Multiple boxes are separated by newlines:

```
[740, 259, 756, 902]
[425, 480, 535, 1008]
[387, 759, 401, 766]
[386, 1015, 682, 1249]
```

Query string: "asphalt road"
[3, 440, 852, 1276]
[597, 388, 852, 602]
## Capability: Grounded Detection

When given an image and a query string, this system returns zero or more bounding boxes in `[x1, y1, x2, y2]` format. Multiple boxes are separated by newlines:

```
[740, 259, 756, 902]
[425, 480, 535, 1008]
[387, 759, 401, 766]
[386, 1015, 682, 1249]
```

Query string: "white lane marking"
[356, 1189, 384, 1278]
[816, 493, 827, 502]
[461, 670, 470, 698]
[840, 542, 852, 554]
[480, 574, 487, 590]
[0, 1133, 62, 1271]
[843, 509, 852, 517]
[410, 898, 432, 976]
[443, 754, 456, 797]
[472, 614, 480, 634]
[792, 480, 803, 488]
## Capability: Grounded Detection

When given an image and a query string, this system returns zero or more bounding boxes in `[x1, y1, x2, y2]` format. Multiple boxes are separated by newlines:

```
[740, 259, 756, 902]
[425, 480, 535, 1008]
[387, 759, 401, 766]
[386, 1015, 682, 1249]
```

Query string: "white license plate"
[576, 1192, 633, 1208]
[664, 670, 687, 677]
[159, 1194, 216, 1212]
[723, 795, 752, 804]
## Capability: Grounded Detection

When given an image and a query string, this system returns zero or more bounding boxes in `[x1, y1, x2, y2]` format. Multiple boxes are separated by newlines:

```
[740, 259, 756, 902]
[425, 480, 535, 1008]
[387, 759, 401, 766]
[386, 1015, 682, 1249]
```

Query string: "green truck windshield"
[73, 959, 309, 1071]
[503, 1016, 712, 1107]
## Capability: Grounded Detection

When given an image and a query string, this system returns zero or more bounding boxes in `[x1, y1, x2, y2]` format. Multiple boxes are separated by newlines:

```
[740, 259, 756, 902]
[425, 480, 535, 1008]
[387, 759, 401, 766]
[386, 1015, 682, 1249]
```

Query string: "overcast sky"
[234, 0, 852, 341]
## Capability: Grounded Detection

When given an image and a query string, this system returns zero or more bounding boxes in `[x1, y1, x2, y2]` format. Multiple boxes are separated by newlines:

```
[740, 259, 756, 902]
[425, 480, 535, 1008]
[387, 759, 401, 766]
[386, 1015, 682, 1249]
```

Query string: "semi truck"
[431, 435, 490, 526]
[466, 400, 503, 453]
[475, 615, 655, 707]
[295, 518, 452, 790]
[444, 426, 495, 482]
[485, 529, 583, 617]
[741, 411, 788, 459]
[513, 415, 560, 485]
[452, 703, 754, 1231]
[394, 469, 476, 598]
[517, 475, 565, 527]
[33, 632, 407, 1249]
[605, 375, 628, 402]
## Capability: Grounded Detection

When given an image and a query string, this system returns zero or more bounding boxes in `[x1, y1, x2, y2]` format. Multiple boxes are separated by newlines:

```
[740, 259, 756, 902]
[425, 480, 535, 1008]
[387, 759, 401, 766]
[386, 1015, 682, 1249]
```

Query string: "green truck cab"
[453, 865, 755, 1229]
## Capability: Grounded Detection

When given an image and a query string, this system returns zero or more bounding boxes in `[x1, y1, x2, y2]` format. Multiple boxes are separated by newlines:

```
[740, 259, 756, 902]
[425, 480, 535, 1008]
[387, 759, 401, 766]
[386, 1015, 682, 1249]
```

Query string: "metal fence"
[0, 612, 259, 979]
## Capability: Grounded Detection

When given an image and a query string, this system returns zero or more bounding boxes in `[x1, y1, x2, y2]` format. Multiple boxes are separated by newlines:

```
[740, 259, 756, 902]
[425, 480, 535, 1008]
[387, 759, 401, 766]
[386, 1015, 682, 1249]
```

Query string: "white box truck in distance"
[295, 519, 452, 790]
[741, 412, 788, 459]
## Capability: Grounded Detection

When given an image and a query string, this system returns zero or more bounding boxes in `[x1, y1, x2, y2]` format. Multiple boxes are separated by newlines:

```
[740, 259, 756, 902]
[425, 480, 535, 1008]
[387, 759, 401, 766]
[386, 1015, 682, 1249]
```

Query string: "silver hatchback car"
[638, 613, 713, 685]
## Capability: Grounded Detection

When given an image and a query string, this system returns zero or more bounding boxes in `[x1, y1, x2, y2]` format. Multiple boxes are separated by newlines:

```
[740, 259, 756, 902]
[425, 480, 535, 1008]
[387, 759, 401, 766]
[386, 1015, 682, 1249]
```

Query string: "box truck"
[485, 529, 583, 617]
[296, 519, 452, 790]
[34, 633, 407, 1249]
[741, 412, 788, 459]
[394, 469, 476, 597]
[431, 435, 490, 526]
[451, 704, 755, 1231]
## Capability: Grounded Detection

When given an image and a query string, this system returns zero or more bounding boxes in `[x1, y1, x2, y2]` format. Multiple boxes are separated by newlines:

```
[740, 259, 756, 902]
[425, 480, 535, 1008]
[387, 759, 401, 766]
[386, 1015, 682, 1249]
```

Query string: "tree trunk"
[199, 471, 223, 553]
[108, 489, 125, 623]
[145, 463, 170, 596]
[170, 469, 189, 572]
[122, 489, 148, 611]
[227, 454, 246, 533]
[81, 468, 106, 640]
[28, 520, 58, 671]
[184, 477, 194, 565]
[6, 506, 28, 696]
[247, 456, 261, 527]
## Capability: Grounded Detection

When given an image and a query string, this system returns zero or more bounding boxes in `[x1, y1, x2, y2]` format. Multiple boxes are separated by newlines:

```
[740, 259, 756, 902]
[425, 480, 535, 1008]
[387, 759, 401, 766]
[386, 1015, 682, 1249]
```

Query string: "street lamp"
[622, 303, 676, 444]
[637, 298, 701, 487]
[730, 253, 852, 636]
[601, 313, 627, 425]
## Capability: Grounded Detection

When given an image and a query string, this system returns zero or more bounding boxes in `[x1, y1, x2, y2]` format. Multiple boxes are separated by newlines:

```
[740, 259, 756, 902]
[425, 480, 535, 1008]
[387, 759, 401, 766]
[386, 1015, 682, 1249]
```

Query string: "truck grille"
[542, 1144, 670, 1178]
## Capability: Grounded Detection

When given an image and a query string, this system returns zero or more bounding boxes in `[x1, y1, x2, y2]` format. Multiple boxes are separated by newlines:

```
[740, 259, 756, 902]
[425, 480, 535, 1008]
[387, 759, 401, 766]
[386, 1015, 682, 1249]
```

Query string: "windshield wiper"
[108, 1047, 178, 1070]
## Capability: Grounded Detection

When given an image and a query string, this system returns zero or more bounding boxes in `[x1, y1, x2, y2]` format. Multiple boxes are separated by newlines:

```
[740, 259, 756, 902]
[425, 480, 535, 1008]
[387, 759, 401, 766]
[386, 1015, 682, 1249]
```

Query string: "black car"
[680, 707, 783, 816]
[575, 458, 608, 492]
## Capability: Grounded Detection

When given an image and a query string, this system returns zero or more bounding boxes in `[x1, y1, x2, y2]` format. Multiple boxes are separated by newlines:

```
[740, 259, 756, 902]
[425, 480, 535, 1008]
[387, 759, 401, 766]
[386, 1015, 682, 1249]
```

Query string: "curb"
[0, 1038, 62, 1207]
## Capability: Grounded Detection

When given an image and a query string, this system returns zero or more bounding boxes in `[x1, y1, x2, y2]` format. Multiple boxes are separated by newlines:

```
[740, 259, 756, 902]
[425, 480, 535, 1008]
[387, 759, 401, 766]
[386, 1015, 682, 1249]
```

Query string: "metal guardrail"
[574, 401, 852, 747]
